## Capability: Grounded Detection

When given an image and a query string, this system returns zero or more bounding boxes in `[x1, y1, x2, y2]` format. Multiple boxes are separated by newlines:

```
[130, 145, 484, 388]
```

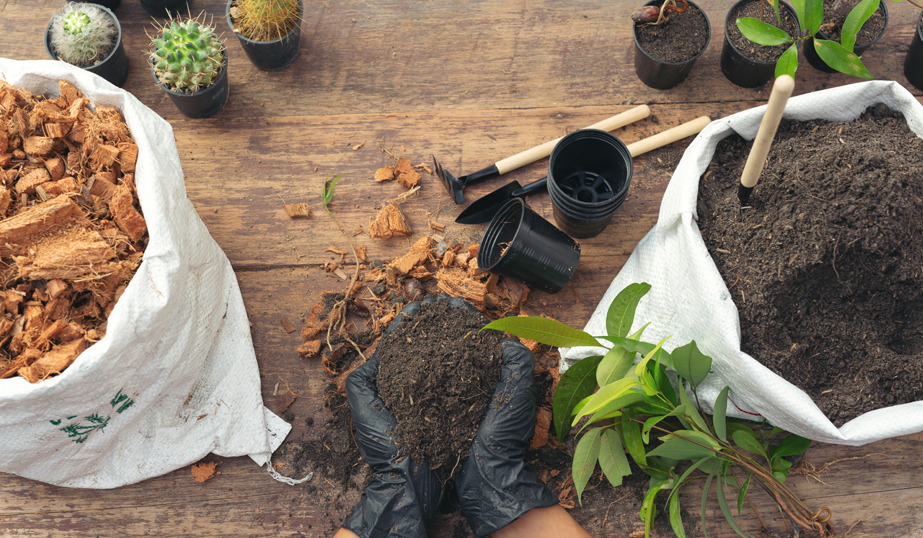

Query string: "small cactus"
[229, 0, 300, 42]
[150, 14, 225, 93]
[49, 3, 118, 68]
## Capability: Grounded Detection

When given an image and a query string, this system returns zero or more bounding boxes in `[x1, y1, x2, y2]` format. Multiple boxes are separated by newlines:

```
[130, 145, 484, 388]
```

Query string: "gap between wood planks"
[0, 491, 291, 517]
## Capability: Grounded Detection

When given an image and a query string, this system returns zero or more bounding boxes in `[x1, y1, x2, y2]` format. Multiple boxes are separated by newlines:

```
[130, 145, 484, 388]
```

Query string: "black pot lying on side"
[44, 4, 130, 88]
[226, 0, 303, 71]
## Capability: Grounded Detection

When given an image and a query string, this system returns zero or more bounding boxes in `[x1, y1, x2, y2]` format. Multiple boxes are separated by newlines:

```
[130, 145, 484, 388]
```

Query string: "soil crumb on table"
[377, 299, 504, 475]
[698, 103, 923, 426]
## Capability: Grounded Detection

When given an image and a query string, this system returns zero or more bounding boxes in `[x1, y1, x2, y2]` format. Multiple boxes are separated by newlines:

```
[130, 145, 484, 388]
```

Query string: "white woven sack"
[561, 81, 923, 446]
[0, 59, 290, 487]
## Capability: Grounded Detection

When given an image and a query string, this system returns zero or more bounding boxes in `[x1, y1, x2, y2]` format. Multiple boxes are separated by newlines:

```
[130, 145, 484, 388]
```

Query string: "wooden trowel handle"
[740, 75, 795, 189]
[494, 105, 651, 174]
[626, 116, 712, 157]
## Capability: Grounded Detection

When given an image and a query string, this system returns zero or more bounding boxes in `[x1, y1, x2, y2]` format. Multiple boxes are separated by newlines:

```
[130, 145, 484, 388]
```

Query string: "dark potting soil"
[819, 0, 887, 46]
[726, 0, 800, 63]
[377, 299, 504, 474]
[635, 2, 710, 63]
[698, 104, 923, 426]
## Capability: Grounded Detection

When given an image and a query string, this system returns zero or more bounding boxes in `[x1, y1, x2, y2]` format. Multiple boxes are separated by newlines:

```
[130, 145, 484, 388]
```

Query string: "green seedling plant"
[230, 0, 301, 42]
[736, 0, 881, 79]
[49, 3, 117, 68]
[483, 283, 833, 537]
[149, 13, 224, 93]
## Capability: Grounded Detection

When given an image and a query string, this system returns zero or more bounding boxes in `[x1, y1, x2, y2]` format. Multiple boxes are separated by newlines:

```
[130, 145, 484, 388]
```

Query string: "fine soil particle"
[698, 104, 923, 426]
[377, 299, 504, 474]
[634, 2, 710, 63]
[819, 0, 887, 46]
[725, 0, 800, 62]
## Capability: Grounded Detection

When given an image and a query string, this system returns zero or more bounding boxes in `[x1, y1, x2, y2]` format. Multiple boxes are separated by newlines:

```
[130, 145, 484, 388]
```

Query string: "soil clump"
[634, 2, 710, 63]
[377, 299, 504, 475]
[698, 104, 923, 425]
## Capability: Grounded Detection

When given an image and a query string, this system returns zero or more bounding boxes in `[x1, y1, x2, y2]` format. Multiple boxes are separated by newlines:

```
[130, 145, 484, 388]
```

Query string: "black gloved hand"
[454, 338, 559, 537]
[342, 300, 443, 538]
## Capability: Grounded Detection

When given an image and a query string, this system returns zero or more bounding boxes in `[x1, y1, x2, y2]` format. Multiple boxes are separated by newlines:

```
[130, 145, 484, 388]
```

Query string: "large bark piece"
[0, 195, 90, 257]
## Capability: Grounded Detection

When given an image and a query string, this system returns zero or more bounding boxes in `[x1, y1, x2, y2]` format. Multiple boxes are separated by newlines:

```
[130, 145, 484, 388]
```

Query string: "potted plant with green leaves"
[44, 2, 130, 87]
[735, 0, 886, 78]
[632, 0, 712, 89]
[900, 0, 923, 90]
[721, 0, 801, 87]
[483, 283, 832, 537]
[148, 13, 229, 118]
[226, 0, 303, 71]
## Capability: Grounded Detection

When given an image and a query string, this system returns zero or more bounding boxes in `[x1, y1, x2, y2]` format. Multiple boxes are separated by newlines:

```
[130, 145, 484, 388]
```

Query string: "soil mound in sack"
[377, 299, 504, 474]
[698, 104, 923, 426]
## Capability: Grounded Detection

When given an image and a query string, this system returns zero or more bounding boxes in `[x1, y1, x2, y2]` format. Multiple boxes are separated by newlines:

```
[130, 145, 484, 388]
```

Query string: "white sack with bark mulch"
[561, 81, 923, 446]
[0, 59, 290, 487]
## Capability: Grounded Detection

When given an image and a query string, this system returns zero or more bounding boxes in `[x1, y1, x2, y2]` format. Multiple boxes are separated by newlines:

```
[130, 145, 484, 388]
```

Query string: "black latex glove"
[454, 336, 559, 537]
[342, 299, 444, 538]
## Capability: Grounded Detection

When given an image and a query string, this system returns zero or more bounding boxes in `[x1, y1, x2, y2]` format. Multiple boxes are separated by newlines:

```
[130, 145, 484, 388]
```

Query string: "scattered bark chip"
[191, 462, 218, 483]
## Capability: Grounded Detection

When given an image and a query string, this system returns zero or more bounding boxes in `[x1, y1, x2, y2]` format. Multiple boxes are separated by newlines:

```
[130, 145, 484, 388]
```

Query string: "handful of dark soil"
[698, 103, 923, 426]
[377, 299, 504, 474]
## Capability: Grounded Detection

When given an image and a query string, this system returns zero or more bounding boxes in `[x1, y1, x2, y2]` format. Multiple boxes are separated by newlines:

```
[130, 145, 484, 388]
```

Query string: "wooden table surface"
[2, 0, 923, 536]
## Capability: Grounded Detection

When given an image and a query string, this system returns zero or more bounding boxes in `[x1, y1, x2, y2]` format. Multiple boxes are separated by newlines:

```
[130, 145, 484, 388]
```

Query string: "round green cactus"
[150, 17, 224, 93]
[49, 3, 118, 68]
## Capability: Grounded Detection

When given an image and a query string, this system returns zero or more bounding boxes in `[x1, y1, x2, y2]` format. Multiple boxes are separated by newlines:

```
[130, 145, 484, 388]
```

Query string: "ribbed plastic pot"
[150, 48, 230, 119]
[546, 129, 633, 239]
[721, 0, 799, 87]
[633, 0, 711, 89]
[44, 5, 130, 88]
[74, 0, 121, 9]
[478, 198, 580, 294]
[804, 1, 888, 73]
[139, 0, 189, 17]
[226, 0, 303, 71]
[905, 11, 923, 91]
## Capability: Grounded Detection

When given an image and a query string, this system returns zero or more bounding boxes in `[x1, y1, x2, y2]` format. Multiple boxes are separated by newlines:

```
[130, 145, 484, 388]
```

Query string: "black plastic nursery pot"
[905, 11, 923, 91]
[546, 129, 633, 239]
[150, 49, 230, 119]
[44, 5, 130, 88]
[721, 0, 800, 88]
[226, 0, 303, 71]
[139, 0, 189, 17]
[633, 0, 711, 89]
[478, 198, 580, 294]
[803, 0, 888, 73]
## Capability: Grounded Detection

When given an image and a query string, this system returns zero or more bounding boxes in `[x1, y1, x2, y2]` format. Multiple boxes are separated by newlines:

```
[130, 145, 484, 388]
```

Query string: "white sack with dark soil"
[0, 59, 290, 487]
[560, 81, 923, 446]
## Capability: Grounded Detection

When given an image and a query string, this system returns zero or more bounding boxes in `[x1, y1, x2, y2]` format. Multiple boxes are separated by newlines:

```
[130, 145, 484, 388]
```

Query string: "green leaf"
[770, 434, 812, 459]
[736, 473, 752, 521]
[322, 174, 345, 209]
[552, 355, 603, 442]
[621, 419, 647, 466]
[635, 337, 670, 378]
[641, 479, 668, 536]
[772, 456, 793, 481]
[713, 387, 731, 443]
[669, 457, 716, 504]
[599, 429, 632, 487]
[775, 43, 799, 78]
[841, 0, 880, 52]
[732, 429, 769, 462]
[678, 381, 710, 433]
[800, 0, 824, 34]
[573, 427, 602, 505]
[735, 17, 793, 46]
[571, 394, 592, 417]
[701, 471, 716, 538]
[725, 422, 756, 438]
[596, 323, 648, 387]
[576, 378, 641, 420]
[482, 316, 600, 348]
[671, 341, 712, 388]
[657, 366, 678, 406]
[669, 490, 687, 538]
[648, 430, 719, 460]
[642, 405, 686, 443]
[813, 39, 874, 79]
[716, 462, 748, 538]
[605, 282, 651, 338]
[579, 391, 646, 429]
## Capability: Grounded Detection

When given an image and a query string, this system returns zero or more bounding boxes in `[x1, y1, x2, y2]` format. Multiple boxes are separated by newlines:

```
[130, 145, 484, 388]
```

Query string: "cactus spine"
[230, 0, 300, 42]
[49, 3, 118, 68]
[150, 14, 225, 93]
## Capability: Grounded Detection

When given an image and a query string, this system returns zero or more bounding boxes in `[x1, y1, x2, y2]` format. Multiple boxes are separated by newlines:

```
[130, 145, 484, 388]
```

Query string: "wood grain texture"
[3, 0, 923, 536]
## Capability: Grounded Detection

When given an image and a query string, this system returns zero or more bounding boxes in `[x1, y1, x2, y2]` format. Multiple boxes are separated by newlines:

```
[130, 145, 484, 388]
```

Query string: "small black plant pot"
[804, 0, 888, 73]
[44, 5, 130, 88]
[139, 0, 190, 17]
[721, 0, 800, 88]
[74, 0, 121, 9]
[150, 49, 230, 118]
[478, 198, 580, 294]
[546, 129, 633, 239]
[633, 0, 711, 89]
[226, 0, 303, 71]
[905, 11, 923, 91]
